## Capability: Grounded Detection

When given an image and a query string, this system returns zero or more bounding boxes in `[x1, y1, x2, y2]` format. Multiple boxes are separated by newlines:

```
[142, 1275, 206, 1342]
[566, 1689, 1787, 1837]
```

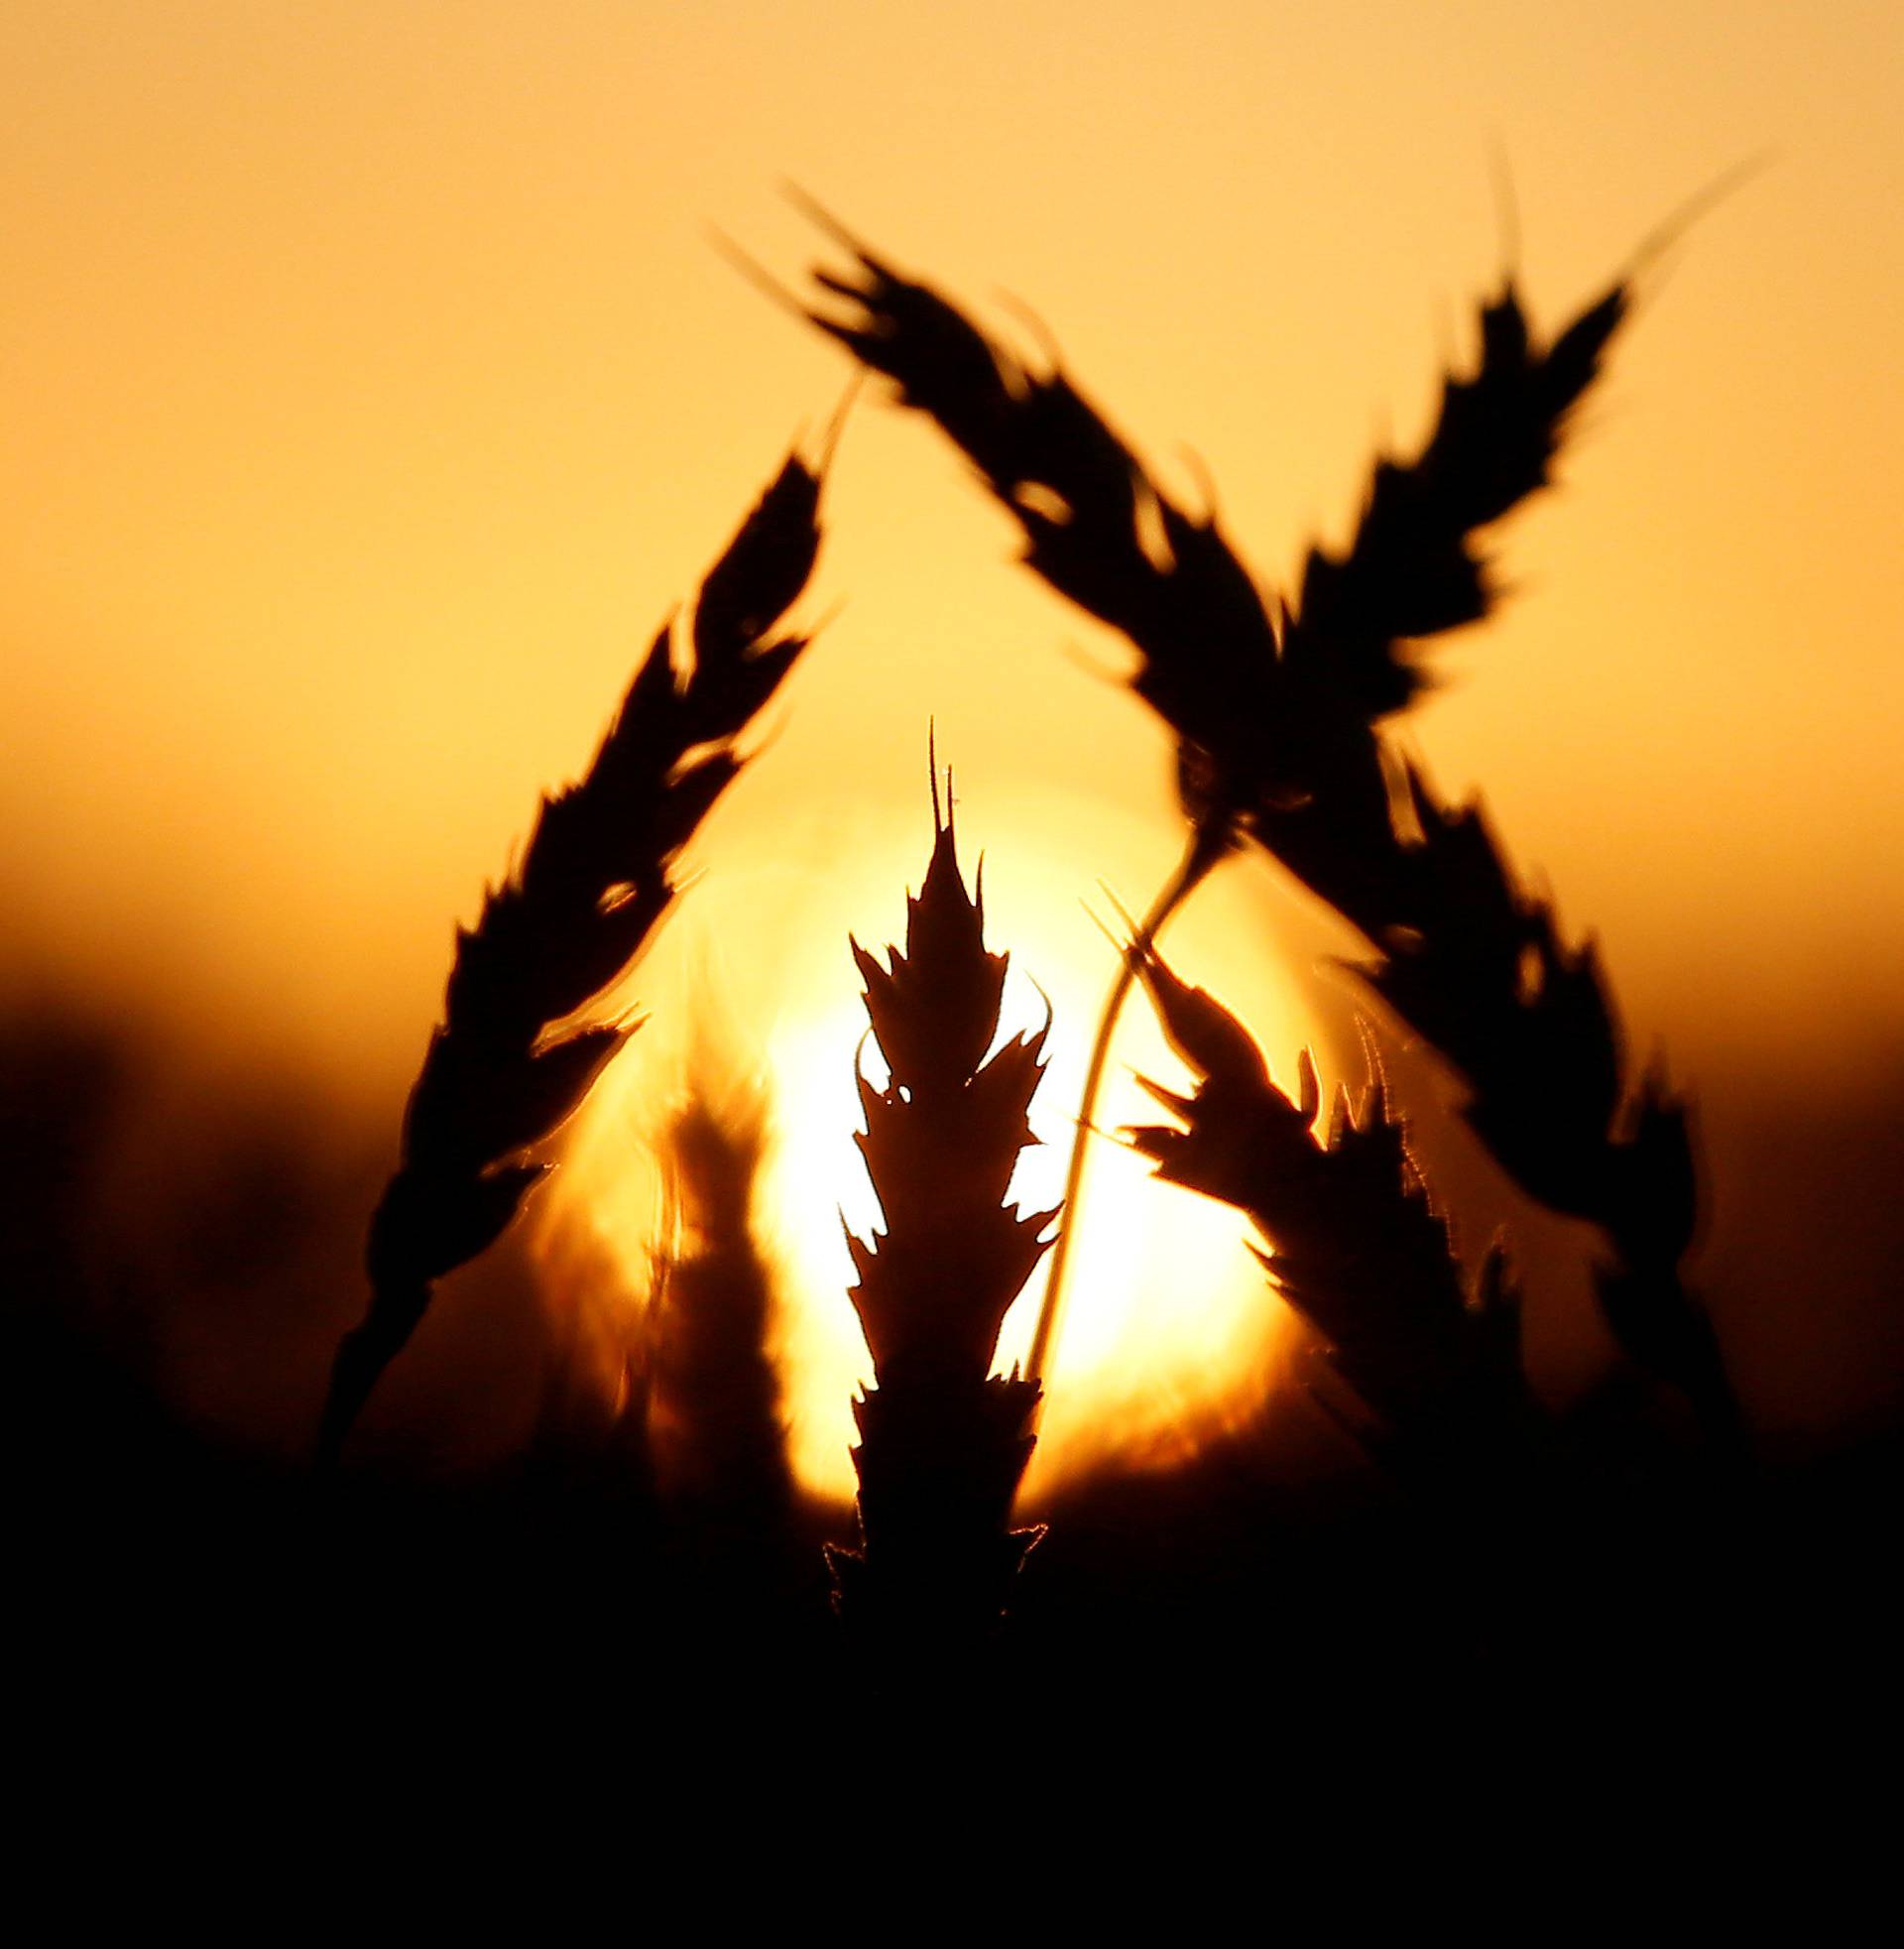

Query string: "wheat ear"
[826, 764, 1058, 1658]
[316, 442, 828, 1467]
[644, 1066, 793, 1529]
[1123, 941, 1540, 1475]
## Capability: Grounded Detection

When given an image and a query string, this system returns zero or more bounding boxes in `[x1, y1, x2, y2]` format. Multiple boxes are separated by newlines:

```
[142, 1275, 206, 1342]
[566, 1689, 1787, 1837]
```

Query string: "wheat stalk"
[316, 439, 830, 1468]
[826, 766, 1057, 1660]
[777, 204, 1728, 1435]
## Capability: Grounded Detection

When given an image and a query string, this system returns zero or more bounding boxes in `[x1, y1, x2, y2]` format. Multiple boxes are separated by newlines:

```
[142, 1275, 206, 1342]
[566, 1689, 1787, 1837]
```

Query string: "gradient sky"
[4, 3, 1900, 1461]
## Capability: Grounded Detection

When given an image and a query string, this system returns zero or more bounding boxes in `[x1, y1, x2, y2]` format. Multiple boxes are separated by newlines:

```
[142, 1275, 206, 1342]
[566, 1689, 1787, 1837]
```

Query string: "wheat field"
[5, 6, 1901, 1815]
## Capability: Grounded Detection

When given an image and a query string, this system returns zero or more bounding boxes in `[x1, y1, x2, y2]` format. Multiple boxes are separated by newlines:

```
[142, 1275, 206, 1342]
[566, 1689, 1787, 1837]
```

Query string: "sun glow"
[539, 785, 1318, 1506]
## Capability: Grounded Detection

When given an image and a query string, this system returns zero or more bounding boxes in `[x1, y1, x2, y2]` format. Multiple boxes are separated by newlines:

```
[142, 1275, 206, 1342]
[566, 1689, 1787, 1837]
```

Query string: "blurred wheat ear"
[315, 440, 829, 1469]
[644, 1057, 794, 1535]
[777, 203, 1731, 1439]
[827, 766, 1057, 1660]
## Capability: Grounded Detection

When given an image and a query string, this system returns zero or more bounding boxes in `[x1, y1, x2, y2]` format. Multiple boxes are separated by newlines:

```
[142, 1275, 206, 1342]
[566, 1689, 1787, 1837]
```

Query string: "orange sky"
[3, 3, 1901, 1465]
[5, 0, 1900, 1080]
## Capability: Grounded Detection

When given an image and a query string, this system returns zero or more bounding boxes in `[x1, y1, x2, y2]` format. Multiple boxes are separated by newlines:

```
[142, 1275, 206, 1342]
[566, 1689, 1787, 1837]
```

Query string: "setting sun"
[539, 783, 1316, 1504]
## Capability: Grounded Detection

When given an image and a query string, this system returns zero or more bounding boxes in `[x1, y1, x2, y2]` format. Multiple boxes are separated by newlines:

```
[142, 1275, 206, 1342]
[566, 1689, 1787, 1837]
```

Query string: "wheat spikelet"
[316, 443, 828, 1467]
[826, 768, 1057, 1656]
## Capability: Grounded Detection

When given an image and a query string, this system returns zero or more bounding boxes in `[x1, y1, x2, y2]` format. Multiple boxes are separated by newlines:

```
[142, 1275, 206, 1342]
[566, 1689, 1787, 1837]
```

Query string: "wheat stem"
[1025, 814, 1227, 1384]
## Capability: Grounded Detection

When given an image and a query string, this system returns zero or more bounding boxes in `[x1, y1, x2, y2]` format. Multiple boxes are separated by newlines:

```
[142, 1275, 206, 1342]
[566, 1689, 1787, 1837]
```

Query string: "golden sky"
[4, 3, 1900, 1470]
[5, 0, 1900, 1070]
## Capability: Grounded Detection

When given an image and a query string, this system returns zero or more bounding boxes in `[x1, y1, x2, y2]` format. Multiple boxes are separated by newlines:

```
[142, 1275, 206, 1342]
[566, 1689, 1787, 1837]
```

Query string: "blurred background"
[3, 0, 1899, 1517]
